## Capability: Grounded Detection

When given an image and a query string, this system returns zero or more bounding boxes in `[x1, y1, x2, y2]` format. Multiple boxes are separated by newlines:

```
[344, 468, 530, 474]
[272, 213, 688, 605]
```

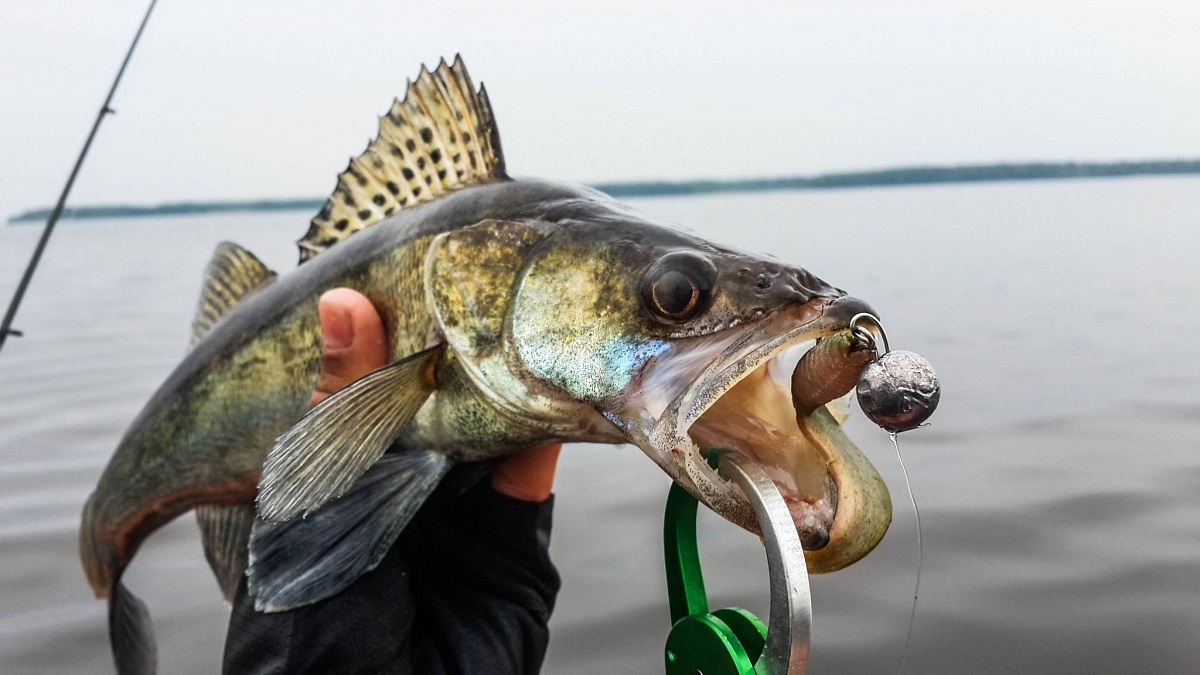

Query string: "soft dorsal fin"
[191, 242, 277, 344]
[297, 56, 506, 263]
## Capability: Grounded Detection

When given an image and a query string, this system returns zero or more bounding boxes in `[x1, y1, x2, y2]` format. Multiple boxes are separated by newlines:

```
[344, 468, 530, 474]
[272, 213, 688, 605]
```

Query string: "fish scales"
[81, 180, 614, 594]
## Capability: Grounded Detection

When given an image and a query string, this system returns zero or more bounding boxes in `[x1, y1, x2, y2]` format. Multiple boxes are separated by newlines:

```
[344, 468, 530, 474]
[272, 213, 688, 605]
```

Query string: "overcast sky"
[2, 0, 1198, 220]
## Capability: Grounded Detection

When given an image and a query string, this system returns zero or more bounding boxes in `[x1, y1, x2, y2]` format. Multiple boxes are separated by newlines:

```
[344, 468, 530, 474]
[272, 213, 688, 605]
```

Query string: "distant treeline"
[9, 159, 1200, 223]
[594, 159, 1200, 197]
[8, 198, 326, 224]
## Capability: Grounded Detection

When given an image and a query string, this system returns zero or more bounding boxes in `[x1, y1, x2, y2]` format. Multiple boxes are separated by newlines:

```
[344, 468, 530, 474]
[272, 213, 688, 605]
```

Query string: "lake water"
[1, 177, 1198, 674]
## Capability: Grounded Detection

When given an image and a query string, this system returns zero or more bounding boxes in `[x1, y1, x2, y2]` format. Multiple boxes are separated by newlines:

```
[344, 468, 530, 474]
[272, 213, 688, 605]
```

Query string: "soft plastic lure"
[793, 314, 940, 674]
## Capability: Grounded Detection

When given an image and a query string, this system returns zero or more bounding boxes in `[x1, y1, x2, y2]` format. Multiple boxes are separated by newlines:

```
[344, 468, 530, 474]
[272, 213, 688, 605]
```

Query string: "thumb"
[310, 288, 389, 408]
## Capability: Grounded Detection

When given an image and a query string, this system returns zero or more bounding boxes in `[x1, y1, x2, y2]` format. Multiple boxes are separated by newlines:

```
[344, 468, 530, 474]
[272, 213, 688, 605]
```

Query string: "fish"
[78, 56, 892, 675]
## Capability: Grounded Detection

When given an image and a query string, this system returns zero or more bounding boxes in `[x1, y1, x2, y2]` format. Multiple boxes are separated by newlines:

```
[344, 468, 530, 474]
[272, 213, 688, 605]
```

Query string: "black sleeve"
[222, 474, 561, 675]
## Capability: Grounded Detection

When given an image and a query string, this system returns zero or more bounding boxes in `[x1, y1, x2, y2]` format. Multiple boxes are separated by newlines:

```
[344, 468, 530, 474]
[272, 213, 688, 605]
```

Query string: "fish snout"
[820, 295, 877, 328]
[740, 264, 841, 302]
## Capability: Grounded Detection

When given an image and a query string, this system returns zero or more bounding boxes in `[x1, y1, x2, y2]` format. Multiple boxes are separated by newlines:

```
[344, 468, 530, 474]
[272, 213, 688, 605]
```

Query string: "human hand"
[312, 288, 561, 502]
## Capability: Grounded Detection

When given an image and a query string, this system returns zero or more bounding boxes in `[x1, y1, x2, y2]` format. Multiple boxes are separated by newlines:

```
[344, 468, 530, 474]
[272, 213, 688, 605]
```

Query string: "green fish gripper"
[662, 451, 812, 675]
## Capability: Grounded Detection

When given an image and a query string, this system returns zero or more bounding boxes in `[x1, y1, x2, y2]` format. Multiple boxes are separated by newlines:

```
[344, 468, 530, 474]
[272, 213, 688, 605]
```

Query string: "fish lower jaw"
[715, 447, 840, 551]
[778, 480, 838, 550]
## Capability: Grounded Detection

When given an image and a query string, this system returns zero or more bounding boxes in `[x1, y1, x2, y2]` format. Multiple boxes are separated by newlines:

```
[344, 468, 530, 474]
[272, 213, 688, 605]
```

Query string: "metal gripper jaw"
[663, 452, 812, 675]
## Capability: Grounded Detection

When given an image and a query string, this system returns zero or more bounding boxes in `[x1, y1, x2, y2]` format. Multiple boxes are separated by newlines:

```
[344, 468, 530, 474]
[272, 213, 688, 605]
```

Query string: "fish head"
[427, 214, 891, 572]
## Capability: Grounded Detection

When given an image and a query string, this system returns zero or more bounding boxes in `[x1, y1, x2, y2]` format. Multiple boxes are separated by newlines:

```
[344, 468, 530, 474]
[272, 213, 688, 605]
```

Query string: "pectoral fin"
[247, 451, 451, 612]
[256, 344, 442, 523]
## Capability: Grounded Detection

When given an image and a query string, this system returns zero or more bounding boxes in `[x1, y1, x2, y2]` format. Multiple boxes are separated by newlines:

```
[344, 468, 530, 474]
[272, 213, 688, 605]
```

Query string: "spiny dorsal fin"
[191, 242, 277, 345]
[297, 56, 506, 263]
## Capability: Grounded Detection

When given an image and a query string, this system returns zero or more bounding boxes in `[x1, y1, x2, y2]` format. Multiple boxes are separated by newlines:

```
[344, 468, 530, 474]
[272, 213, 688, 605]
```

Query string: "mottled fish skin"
[81, 174, 887, 596]
[81, 179, 641, 596]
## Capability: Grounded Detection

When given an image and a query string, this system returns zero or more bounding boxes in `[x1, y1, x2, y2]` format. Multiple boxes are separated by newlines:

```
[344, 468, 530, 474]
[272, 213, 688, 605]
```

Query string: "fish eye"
[641, 252, 717, 323]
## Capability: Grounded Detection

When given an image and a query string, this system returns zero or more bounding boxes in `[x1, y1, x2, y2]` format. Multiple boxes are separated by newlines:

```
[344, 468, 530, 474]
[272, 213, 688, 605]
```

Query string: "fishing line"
[847, 312, 938, 675]
[0, 0, 159, 358]
[891, 431, 922, 675]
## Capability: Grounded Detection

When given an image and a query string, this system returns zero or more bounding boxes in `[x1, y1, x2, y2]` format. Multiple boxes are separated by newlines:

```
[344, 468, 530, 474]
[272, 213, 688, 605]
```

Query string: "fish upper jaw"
[608, 295, 893, 574]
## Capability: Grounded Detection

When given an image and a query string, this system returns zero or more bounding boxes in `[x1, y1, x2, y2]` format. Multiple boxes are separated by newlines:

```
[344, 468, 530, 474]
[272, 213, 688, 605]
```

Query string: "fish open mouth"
[690, 345, 839, 549]
[616, 296, 892, 573]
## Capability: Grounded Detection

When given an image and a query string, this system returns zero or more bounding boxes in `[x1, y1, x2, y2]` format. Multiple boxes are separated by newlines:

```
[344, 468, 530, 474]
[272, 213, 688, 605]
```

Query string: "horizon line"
[8, 158, 1200, 224]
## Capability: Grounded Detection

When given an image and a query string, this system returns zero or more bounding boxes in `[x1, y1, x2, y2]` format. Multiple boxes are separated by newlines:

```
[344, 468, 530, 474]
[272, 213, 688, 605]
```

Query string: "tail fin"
[109, 581, 157, 675]
[82, 494, 158, 673]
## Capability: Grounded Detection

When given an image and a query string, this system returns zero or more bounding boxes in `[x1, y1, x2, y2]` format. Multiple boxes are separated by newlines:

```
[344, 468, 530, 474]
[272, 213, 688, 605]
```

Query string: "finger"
[492, 443, 562, 503]
[310, 288, 389, 408]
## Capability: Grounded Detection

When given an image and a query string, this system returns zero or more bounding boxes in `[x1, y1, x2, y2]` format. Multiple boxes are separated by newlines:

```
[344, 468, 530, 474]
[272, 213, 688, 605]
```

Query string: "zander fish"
[79, 57, 892, 674]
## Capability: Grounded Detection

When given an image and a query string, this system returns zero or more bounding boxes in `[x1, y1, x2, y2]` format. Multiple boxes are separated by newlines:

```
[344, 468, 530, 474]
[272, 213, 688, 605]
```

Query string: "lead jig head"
[849, 314, 940, 433]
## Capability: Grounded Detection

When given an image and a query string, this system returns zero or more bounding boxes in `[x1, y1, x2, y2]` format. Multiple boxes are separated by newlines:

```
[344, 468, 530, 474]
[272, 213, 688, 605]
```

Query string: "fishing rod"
[0, 0, 160, 357]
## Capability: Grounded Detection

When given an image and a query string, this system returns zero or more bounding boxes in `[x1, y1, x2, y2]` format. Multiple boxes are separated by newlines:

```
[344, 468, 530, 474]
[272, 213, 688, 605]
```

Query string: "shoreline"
[8, 159, 1199, 224]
